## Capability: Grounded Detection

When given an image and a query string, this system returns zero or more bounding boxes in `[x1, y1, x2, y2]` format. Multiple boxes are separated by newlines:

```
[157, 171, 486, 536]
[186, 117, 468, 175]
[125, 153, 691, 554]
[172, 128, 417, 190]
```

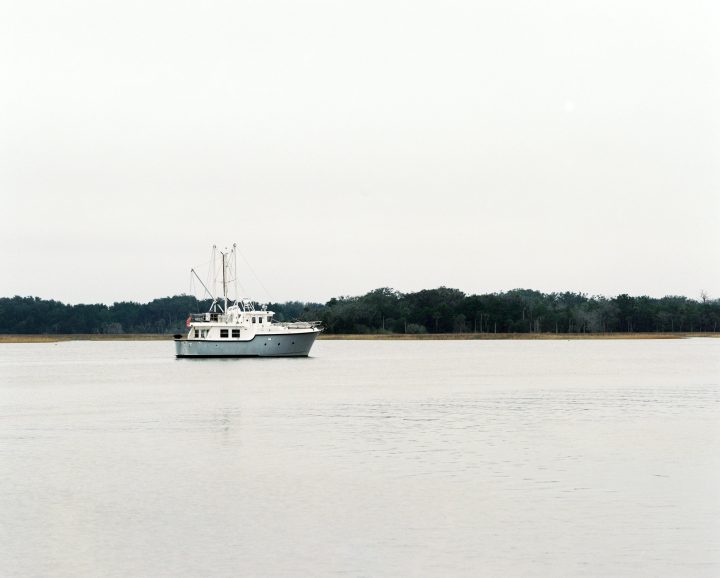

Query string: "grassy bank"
[0, 334, 172, 343]
[1, 332, 718, 343]
[319, 332, 718, 340]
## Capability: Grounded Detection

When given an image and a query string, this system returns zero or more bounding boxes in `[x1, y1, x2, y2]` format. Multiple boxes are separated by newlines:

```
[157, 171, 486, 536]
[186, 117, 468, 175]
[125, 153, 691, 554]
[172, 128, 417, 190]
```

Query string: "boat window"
[252, 317, 256, 323]
[194, 330, 199, 338]
[220, 329, 228, 338]
[232, 329, 240, 338]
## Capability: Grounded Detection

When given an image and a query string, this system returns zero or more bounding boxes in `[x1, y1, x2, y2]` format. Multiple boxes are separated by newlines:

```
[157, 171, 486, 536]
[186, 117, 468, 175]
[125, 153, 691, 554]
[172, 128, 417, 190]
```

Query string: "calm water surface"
[1, 339, 719, 577]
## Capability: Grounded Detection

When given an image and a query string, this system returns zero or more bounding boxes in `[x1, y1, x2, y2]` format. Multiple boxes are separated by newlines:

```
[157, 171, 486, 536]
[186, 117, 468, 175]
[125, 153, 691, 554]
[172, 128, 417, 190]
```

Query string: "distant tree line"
[1, 288, 718, 335]
[0, 295, 208, 335]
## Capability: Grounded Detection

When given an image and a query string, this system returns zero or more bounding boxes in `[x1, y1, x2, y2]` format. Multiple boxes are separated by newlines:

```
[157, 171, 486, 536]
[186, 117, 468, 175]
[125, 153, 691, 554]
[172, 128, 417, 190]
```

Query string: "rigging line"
[224, 255, 247, 297]
[189, 257, 213, 270]
[190, 275, 202, 304]
[228, 276, 248, 296]
[236, 248, 274, 303]
[206, 245, 215, 300]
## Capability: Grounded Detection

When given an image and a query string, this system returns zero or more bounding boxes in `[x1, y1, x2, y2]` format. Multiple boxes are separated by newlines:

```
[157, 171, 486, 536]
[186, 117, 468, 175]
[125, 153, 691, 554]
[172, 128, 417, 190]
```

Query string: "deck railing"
[277, 321, 323, 329]
[189, 314, 322, 329]
[190, 313, 225, 323]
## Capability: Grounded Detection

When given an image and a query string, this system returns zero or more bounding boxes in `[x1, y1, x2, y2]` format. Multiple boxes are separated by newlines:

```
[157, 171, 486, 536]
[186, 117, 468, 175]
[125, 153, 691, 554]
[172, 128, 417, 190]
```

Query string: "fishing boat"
[174, 245, 322, 357]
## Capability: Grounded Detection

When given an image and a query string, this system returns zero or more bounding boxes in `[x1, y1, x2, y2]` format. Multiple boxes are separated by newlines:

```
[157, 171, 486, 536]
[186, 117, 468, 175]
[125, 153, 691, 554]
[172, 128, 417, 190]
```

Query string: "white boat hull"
[174, 330, 319, 357]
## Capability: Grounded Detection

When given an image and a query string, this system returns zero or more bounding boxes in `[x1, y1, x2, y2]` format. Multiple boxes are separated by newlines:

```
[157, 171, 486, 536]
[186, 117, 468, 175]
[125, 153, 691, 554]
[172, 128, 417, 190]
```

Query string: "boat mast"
[222, 250, 228, 313]
[233, 243, 238, 306]
[211, 245, 218, 312]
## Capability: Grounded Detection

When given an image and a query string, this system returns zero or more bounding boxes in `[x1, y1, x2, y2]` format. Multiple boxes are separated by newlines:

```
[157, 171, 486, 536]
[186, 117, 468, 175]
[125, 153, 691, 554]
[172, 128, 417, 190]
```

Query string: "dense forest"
[1, 288, 719, 335]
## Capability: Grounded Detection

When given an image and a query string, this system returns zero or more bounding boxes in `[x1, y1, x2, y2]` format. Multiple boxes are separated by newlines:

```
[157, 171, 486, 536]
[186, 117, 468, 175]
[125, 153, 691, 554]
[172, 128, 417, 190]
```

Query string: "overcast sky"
[1, 0, 718, 304]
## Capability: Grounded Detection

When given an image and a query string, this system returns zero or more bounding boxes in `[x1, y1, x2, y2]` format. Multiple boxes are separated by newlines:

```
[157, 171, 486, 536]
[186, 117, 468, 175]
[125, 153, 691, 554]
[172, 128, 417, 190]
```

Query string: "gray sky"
[2, 0, 718, 304]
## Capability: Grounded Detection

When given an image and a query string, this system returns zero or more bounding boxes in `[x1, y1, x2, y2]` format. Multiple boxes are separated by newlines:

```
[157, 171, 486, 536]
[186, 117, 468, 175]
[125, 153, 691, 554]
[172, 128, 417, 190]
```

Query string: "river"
[1, 338, 718, 577]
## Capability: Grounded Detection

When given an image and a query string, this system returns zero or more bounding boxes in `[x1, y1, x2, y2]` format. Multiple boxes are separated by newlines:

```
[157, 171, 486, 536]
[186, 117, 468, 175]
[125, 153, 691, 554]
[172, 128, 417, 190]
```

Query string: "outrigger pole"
[191, 268, 215, 305]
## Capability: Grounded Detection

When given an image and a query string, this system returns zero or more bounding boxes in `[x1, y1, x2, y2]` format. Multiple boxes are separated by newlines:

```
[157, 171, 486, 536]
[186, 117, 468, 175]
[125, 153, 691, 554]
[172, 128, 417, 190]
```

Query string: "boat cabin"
[186, 304, 277, 341]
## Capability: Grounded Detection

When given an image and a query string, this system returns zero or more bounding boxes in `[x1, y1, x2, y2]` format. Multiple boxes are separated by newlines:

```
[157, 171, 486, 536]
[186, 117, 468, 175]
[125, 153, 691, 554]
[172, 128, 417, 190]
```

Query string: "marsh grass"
[0, 334, 171, 343]
[318, 332, 717, 340]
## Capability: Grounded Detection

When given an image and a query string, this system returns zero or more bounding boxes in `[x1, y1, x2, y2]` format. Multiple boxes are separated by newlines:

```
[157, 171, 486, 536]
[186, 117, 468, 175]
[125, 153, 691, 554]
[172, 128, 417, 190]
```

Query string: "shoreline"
[319, 332, 719, 340]
[0, 332, 718, 343]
